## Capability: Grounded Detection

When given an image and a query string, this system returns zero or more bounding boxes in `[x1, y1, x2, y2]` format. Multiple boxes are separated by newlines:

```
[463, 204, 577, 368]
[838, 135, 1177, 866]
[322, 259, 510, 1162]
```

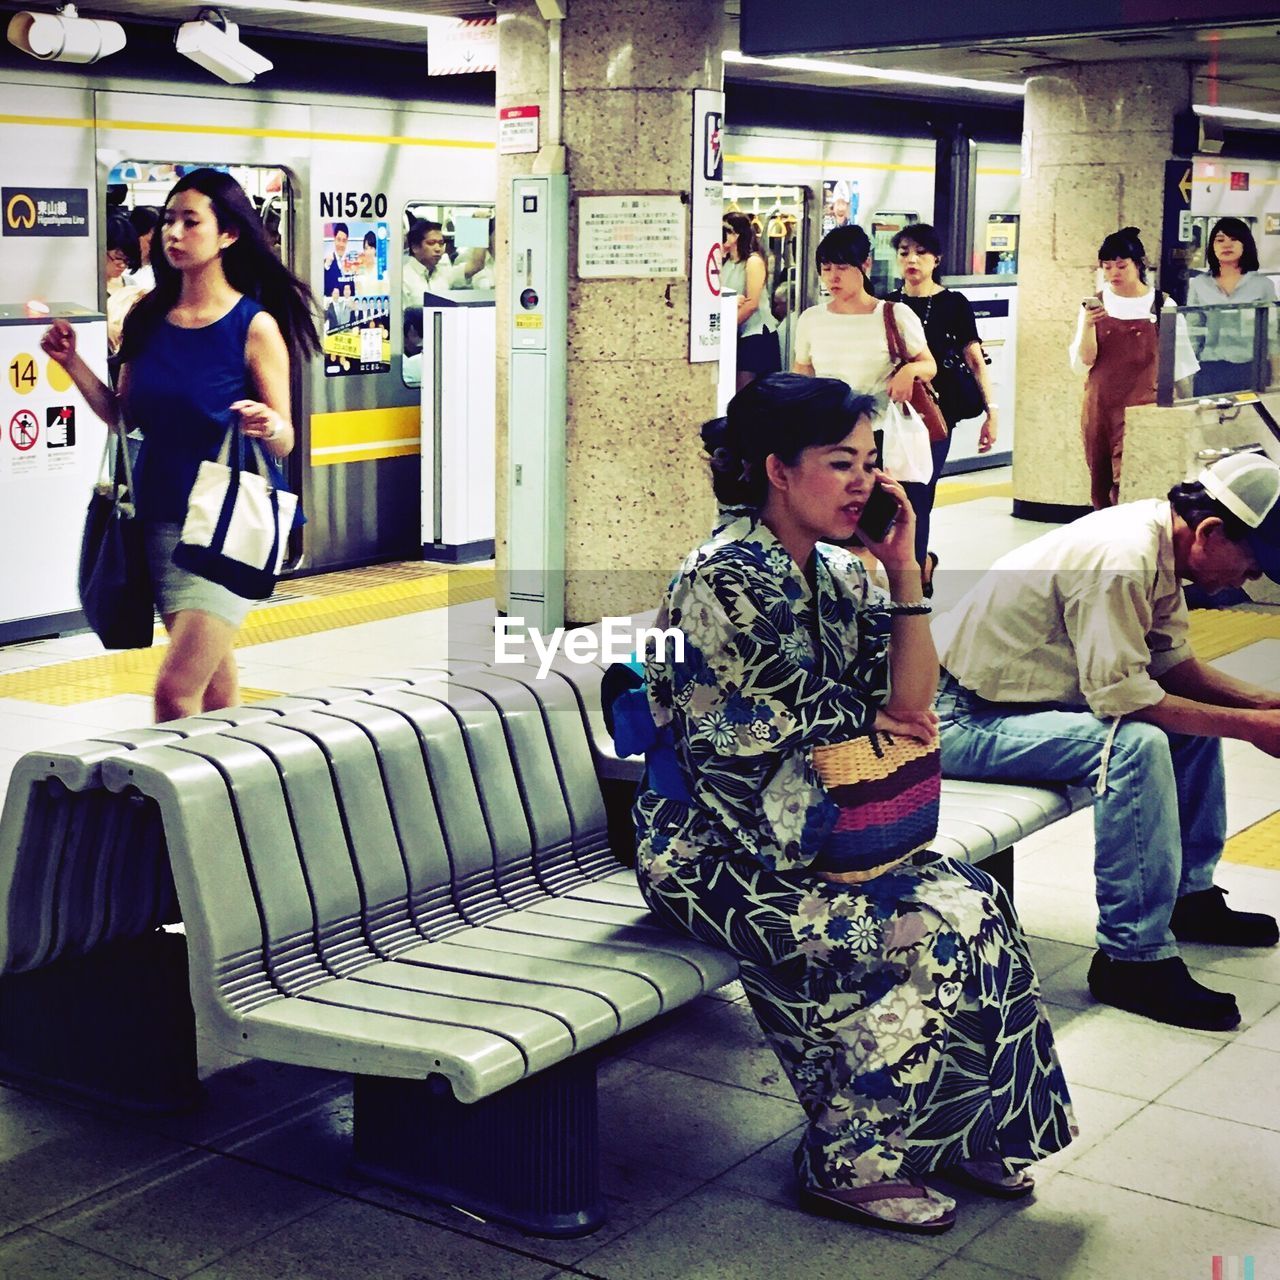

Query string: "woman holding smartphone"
[1069, 226, 1197, 508]
[629, 373, 1075, 1236]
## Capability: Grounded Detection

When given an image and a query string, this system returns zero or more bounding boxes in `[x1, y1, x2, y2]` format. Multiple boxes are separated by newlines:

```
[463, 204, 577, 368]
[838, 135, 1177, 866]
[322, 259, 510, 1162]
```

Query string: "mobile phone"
[858, 481, 899, 542]
[1082, 296, 1104, 311]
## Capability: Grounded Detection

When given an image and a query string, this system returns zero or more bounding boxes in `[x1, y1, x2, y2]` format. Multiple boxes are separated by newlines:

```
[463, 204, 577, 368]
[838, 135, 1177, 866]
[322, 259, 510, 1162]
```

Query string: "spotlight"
[7, 4, 126, 64]
[175, 9, 272, 85]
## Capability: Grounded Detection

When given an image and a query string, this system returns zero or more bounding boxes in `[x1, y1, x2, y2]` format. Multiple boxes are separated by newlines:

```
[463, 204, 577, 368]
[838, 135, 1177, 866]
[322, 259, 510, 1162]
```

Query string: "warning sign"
[705, 243, 721, 296]
[46, 404, 75, 447]
[10, 407, 39, 451]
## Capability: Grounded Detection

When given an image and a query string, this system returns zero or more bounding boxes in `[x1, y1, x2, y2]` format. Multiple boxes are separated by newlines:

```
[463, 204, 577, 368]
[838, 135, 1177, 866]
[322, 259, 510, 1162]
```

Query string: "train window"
[104, 162, 291, 359]
[723, 186, 808, 372]
[401, 201, 496, 388]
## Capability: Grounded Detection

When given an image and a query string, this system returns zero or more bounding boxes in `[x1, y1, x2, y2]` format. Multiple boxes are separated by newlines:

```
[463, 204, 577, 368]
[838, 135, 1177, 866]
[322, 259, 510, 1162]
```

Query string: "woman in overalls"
[1069, 226, 1197, 508]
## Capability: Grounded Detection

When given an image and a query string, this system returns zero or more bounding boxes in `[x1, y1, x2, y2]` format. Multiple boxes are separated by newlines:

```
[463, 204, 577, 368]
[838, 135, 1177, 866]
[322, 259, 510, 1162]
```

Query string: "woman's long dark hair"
[723, 210, 764, 265]
[120, 168, 321, 364]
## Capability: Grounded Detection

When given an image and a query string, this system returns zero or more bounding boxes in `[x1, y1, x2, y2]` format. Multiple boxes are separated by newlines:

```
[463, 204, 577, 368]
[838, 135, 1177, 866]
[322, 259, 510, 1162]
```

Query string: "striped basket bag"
[811, 731, 941, 881]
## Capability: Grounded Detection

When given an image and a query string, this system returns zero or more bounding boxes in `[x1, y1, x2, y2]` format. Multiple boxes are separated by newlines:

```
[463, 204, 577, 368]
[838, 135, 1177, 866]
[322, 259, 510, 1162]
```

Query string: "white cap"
[1199, 451, 1280, 582]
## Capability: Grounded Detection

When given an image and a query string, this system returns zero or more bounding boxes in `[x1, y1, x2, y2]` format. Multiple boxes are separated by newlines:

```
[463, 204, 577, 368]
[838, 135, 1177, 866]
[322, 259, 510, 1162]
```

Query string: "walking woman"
[633, 374, 1074, 1235]
[1070, 226, 1197, 508]
[722, 210, 777, 390]
[888, 223, 998, 592]
[1187, 217, 1277, 396]
[793, 225, 937, 562]
[42, 168, 319, 722]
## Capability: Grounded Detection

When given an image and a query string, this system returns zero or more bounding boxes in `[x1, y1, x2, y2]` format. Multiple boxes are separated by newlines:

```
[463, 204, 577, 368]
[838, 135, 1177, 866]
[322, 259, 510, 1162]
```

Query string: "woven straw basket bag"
[810, 731, 941, 881]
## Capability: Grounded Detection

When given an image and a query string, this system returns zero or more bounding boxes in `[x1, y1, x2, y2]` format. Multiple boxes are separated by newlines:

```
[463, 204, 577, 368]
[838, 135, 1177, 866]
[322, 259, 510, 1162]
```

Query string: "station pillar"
[496, 0, 725, 623]
[1012, 59, 1192, 520]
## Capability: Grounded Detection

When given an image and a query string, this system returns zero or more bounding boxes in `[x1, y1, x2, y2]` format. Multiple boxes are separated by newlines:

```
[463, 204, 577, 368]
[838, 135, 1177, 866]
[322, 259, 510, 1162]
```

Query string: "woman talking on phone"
[1069, 226, 1197, 508]
[42, 168, 319, 722]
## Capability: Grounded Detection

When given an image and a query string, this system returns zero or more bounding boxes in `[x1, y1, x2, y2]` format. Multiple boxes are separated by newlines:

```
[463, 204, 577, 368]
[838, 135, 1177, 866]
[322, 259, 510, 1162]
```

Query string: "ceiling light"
[7, 4, 125, 64]
[176, 9, 272, 84]
[203, 0, 452, 31]
[723, 51, 1026, 97]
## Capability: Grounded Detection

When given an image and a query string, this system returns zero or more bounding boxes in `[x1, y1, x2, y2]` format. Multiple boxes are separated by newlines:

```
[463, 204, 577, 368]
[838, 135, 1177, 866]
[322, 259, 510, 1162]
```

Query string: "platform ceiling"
[4, 1, 1280, 121]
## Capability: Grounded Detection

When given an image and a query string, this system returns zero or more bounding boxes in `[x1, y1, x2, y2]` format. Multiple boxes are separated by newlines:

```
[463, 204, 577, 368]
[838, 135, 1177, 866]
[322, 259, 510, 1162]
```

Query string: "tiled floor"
[1, 479, 1278, 1279]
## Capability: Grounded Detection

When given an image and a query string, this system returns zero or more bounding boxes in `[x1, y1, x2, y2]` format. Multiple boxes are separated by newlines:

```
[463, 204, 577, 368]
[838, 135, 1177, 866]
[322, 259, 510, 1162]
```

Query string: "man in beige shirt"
[936, 452, 1280, 1032]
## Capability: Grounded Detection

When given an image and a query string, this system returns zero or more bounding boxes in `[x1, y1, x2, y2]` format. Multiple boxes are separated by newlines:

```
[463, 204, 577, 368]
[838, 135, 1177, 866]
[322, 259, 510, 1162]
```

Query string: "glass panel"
[401, 200, 496, 388]
[1160, 301, 1273, 403]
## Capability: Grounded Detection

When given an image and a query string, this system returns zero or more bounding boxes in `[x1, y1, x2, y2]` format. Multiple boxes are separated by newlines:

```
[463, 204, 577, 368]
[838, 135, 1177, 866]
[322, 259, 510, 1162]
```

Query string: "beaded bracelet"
[887, 601, 932, 616]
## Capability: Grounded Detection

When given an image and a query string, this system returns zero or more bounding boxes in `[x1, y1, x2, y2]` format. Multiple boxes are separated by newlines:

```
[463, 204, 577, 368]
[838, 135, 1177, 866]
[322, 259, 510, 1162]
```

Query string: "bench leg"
[0, 931, 200, 1112]
[351, 1055, 605, 1238]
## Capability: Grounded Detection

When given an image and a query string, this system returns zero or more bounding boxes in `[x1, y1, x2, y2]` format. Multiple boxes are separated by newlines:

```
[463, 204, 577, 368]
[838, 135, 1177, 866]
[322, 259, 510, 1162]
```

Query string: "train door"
[722, 185, 809, 370]
[102, 159, 304, 566]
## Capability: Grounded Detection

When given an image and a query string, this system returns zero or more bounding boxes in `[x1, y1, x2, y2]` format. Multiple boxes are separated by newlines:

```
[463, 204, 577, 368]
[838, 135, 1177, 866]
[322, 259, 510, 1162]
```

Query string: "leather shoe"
[1170, 887, 1279, 947]
[1087, 952, 1240, 1031]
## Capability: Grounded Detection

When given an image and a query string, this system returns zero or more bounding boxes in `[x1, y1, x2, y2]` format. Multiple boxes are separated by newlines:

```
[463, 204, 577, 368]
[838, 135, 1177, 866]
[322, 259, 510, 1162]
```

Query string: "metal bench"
[0, 632, 1090, 1236]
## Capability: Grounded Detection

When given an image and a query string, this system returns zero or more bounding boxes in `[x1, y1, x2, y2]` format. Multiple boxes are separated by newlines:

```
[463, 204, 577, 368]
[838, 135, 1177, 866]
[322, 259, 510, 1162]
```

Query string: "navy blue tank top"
[126, 295, 273, 524]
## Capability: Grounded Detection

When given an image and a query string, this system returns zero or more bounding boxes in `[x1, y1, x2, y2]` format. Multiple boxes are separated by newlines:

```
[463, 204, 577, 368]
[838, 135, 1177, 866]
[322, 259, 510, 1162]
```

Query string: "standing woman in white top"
[793, 225, 936, 532]
[1187, 217, 1278, 396]
[722, 211, 777, 391]
[1070, 226, 1198, 509]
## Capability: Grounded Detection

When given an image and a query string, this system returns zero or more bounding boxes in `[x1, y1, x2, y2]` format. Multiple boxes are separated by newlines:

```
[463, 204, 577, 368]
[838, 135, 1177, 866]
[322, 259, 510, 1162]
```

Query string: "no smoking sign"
[705, 242, 721, 296]
[9, 408, 39, 451]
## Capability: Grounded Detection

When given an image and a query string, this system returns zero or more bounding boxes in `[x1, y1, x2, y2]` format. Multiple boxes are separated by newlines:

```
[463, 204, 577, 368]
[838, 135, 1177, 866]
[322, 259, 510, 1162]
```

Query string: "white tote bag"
[174, 428, 297, 599]
[880, 399, 935, 485]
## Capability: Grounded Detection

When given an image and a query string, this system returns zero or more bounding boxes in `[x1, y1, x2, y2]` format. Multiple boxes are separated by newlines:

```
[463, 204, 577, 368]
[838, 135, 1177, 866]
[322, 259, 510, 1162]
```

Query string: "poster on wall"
[320, 218, 391, 377]
[821, 179, 859, 235]
[689, 87, 725, 364]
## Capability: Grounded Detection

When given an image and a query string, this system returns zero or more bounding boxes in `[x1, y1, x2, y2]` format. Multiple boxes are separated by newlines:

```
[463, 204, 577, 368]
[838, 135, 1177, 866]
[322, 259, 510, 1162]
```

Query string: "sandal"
[799, 1180, 957, 1235]
[943, 1159, 1035, 1200]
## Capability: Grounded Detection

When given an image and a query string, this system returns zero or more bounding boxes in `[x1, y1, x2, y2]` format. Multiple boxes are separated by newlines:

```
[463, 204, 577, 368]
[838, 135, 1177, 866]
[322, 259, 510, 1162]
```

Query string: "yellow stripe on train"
[309, 406, 420, 466]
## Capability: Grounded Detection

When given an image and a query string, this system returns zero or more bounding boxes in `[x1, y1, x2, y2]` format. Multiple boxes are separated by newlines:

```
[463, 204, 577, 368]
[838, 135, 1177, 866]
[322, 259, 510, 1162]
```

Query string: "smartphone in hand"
[858, 481, 899, 542]
[1082, 296, 1104, 311]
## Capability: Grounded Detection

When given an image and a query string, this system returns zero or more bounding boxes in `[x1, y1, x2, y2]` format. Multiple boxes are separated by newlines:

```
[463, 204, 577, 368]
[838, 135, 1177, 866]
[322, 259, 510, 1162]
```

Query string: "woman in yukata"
[632, 373, 1075, 1235]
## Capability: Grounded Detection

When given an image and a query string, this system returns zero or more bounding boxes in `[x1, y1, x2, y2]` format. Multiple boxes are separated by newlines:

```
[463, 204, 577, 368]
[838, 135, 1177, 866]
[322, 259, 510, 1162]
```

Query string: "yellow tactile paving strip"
[0, 564, 495, 707]
[1224, 812, 1280, 870]
[933, 479, 1014, 508]
[1186, 607, 1280, 662]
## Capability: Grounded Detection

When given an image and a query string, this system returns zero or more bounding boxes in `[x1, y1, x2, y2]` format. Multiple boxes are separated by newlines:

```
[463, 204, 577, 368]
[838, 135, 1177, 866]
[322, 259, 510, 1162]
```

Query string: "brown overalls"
[1080, 291, 1159, 508]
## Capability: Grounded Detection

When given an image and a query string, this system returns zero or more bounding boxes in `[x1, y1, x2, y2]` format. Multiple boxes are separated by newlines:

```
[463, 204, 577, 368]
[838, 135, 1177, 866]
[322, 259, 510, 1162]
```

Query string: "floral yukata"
[634, 515, 1075, 1191]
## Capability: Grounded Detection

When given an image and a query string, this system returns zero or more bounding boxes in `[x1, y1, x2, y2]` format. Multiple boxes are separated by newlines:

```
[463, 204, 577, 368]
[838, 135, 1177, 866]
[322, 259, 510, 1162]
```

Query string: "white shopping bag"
[175, 429, 297, 599]
[880, 400, 934, 484]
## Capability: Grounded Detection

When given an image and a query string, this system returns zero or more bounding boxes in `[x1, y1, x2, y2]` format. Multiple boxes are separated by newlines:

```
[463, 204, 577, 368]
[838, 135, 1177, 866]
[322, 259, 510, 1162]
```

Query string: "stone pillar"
[496, 0, 726, 624]
[1013, 60, 1192, 520]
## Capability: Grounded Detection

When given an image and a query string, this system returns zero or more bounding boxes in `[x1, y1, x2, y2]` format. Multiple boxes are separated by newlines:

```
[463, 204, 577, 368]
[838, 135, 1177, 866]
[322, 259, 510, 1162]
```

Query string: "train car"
[1, 62, 495, 582]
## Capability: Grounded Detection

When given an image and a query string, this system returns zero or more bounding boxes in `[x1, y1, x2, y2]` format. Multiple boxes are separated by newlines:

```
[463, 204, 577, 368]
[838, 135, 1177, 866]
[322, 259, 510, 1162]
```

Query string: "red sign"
[705, 243, 721, 296]
[498, 105, 540, 155]
[9, 407, 38, 450]
[1231, 171, 1250, 191]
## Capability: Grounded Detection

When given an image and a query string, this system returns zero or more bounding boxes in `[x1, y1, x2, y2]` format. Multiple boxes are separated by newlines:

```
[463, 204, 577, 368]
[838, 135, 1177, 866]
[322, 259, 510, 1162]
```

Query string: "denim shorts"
[144, 523, 253, 628]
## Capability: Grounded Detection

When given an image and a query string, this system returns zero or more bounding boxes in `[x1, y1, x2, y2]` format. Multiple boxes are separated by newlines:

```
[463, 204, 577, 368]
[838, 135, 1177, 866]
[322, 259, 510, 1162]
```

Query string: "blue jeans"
[937, 673, 1226, 961]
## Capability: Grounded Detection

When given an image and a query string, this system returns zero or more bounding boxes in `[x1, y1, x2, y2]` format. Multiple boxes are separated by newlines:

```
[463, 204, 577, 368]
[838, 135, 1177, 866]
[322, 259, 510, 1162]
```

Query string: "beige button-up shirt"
[934, 500, 1190, 719]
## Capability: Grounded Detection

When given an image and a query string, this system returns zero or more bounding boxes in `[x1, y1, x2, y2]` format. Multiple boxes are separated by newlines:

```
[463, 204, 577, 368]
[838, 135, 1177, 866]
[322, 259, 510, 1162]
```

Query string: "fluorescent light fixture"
[1195, 103, 1280, 126]
[724, 50, 1026, 97]
[176, 14, 272, 84]
[203, 0, 452, 31]
[7, 4, 125, 64]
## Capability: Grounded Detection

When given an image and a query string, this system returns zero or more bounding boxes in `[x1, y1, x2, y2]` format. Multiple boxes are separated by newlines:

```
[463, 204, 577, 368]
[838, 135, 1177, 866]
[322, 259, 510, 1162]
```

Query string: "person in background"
[43, 168, 320, 723]
[888, 223, 998, 595]
[105, 212, 143, 356]
[1069, 226, 1198, 508]
[793, 224, 937, 494]
[936, 451, 1280, 1032]
[125, 206, 159, 291]
[631, 373, 1074, 1236]
[402, 219, 453, 307]
[1187, 217, 1278, 396]
[722, 211, 778, 391]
